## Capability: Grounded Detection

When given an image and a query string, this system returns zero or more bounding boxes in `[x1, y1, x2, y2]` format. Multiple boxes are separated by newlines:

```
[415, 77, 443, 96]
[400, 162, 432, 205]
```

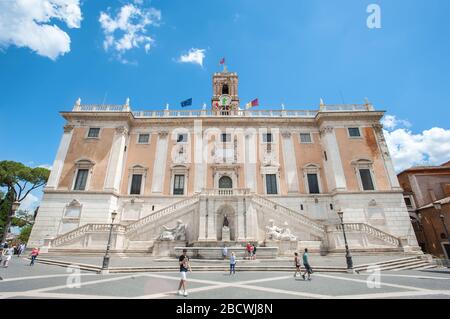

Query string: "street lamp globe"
[11, 201, 20, 212]
[337, 210, 344, 221]
[111, 210, 118, 222]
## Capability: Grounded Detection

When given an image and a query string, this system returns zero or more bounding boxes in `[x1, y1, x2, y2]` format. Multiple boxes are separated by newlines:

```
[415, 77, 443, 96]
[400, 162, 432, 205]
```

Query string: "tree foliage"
[0, 161, 50, 242]
[18, 224, 33, 243]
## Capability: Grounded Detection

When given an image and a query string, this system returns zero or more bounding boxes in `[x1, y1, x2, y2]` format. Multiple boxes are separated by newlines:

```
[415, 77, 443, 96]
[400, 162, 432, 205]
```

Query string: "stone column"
[236, 198, 246, 241]
[319, 126, 347, 191]
[46, 124, 74, 189]
[197, 197, 207, 241]
[151, 130, 169, 193]
[373, 124, 401, 190]
[194, 120, 205, 193]
[244, 131, 257, 192]
[104, 126, 128, 192]
[281, 131, 299, 193]
[206, 198, 217, 241]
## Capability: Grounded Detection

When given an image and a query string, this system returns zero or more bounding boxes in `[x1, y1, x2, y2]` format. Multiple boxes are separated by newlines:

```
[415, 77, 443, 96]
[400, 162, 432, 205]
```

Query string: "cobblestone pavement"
[1, 257, 449, 299]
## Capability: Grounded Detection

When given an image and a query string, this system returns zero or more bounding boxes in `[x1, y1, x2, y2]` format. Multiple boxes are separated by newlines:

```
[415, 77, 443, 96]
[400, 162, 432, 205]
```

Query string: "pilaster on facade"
[46, 124, 75, 190]
[319, 125, 347, 192]
[372, 124, 402, 190]
[104, 126, 129, 193]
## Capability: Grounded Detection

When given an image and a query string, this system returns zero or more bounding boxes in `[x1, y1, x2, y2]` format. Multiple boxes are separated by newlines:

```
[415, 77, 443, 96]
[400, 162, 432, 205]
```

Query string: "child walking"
[230, 252, 236, 275]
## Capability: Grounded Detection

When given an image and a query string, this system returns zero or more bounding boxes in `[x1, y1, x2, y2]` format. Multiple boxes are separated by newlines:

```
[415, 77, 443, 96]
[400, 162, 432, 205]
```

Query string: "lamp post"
[101, 210, 117, 274]
[337, 210, 354, 272]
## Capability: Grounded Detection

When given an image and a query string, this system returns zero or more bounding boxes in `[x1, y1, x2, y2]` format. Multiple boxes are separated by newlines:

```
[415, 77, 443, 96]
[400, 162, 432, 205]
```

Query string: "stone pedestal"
[265, 240, 298, 256]
[222, 226, 230, 242]
[152, 240, 186, 257]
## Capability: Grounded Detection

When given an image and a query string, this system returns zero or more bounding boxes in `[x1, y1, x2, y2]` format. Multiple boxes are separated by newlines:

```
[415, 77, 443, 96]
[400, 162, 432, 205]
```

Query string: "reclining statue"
[158, 220, 187, 241]
[265, 219, 297, 241]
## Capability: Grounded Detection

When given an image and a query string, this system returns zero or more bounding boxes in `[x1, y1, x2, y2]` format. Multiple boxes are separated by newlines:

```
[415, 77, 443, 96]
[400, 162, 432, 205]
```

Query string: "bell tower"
[212, 66, 240, 111]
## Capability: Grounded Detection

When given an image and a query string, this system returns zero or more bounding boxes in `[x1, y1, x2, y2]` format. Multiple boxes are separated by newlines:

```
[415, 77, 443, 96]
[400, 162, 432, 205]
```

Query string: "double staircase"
[252, 194, 326, 238]
[49, 194, 200, 249]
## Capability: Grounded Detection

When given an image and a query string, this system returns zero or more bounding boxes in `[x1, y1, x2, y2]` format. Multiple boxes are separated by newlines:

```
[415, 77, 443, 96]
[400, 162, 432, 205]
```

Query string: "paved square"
[0, 257, 449, 299]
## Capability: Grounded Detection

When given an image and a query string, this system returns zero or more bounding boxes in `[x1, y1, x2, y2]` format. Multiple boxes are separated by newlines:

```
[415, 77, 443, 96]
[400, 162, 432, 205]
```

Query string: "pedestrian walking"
[30, 247, 40, 266]
[301, 248, 312, 281]
[294, 252, 302, 278]
[17, 243, 25, 257]
[2, 246, 15, 268]
[252, 244, 257, 260]
[222, 245, 228, 260]
[177, 249, 191, 297]
[230, 252, 236, 275]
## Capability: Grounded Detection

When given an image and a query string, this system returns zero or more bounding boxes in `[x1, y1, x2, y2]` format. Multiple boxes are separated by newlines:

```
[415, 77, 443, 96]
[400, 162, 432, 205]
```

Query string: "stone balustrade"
[201, 188, 250, 196]
[333, 223, 400, 246]
[252, 194, 325, 237]
[71, 103, 374, 118]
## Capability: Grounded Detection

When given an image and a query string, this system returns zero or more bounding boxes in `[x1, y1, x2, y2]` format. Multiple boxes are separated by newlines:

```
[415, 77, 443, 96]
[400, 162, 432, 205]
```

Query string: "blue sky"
[1, 0, 450, 210]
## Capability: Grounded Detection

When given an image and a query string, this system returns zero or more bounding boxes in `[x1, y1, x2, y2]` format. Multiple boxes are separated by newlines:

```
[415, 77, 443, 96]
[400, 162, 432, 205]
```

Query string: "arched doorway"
[219, 176, 233, 189]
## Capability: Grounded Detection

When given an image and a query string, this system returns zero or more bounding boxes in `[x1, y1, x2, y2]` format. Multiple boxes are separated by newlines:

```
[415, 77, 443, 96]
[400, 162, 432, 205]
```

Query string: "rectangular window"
[221, 133, 231, 143]
[173, 175, 185, 195]
[300, 133, 312, 143]
[263, 133, 273, 143]
[138, 133, 150, 144]
[266, 174, 278, 194]
[404, 197, 413, 209]
[130, 174, 143, 195]
[87, 128, 100, 138]
[177, 134, 188, 143]
[348, 127, 361, 137]
[307, 173, 320, 194]
[74, 169, 88, 190]
[359, 169, 375, 190]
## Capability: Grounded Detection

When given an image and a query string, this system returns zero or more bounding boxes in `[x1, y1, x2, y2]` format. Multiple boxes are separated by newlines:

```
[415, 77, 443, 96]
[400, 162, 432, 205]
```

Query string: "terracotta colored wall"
[335, 127, 390, 191]
[121, 132, 157, 195]
[292, 132, 328, 193]
[58, 127, 114, 191]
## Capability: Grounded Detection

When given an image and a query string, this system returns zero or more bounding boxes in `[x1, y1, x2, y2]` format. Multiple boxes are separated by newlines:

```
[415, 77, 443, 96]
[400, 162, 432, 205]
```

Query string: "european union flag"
[181, 98, 192, 107]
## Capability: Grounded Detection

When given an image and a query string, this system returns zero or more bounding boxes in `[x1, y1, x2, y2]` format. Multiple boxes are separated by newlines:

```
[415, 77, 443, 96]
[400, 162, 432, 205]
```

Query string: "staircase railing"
[125, 194, 200, 234]
[252, 194, 325, 236]
[334, 223, 400, 246]
[50, 195, 200, 247]
[50, 224, 126, 247]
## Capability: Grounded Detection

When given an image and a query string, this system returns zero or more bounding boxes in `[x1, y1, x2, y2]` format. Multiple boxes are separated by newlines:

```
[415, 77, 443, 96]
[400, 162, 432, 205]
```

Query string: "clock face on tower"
[219, 95, 232, 107]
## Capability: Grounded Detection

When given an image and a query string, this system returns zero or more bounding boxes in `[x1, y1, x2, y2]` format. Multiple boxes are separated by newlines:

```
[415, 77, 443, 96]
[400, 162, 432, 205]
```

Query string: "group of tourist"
[176, 246, 314, 297]
[0, 241, 40, 268]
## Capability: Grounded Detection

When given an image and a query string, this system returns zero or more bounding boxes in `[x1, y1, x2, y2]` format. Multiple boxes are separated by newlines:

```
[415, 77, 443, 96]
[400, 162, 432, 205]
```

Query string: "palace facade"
[28, 69, 420, 257]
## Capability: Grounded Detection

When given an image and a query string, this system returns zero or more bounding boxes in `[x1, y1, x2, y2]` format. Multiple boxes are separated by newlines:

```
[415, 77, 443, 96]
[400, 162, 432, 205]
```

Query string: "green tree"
[18, 224, 33, 243]
[0, 161, 50, 242]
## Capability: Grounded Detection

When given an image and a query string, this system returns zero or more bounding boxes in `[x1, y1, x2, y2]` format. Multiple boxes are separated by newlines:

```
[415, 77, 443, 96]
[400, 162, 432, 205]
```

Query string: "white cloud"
[99, 2, 161, 63]
[177, 48, 206, 67]
[19, 193, 40, 212]
[0, 0, 82, 60]
[381, 115, 411, 130]
[384, 124, 450, 172]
